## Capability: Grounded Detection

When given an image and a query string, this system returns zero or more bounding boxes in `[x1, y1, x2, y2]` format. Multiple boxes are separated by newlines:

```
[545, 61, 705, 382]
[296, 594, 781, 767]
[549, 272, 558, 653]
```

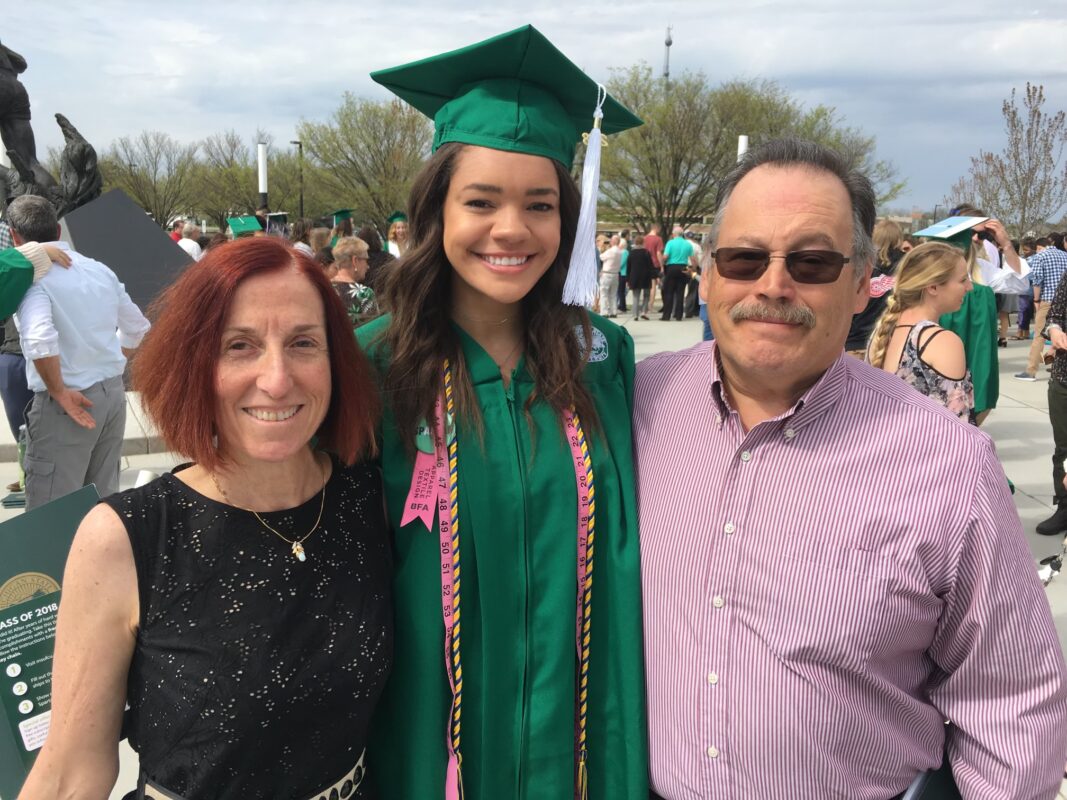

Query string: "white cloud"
[4, 0, 1067, 210]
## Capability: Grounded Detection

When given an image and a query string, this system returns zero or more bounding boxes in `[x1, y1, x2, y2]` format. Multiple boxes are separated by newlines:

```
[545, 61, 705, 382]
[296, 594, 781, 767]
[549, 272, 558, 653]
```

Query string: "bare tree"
[947, 83, 1067, 237]
[99, 131, 198, 225]
[296, 95, 432, 232]
[192, 129, 256, 230]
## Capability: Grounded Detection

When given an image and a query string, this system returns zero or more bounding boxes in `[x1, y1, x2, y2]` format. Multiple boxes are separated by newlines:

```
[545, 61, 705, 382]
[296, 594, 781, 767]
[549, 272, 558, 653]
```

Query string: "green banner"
[0, 486, 98, 800]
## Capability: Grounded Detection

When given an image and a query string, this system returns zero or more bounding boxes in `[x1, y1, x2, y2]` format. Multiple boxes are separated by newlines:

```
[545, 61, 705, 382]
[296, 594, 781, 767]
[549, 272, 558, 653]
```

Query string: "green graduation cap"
[370, 24, 642, 170]
[227, 215, 263, 236]
[371, 25, 642, 307]
[387, 211, 408, 225]
[330, 209, 354, 226]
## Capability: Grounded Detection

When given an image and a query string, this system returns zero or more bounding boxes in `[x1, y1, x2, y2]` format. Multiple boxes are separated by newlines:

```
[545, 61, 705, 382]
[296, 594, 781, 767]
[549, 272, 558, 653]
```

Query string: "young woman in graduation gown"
[356, 24, 648, 800]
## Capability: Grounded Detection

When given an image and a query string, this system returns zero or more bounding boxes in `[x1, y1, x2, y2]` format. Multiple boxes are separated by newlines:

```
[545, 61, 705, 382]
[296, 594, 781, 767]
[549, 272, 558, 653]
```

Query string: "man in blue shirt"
[660, 226, 695, 321]
[7, 195, 150, 509]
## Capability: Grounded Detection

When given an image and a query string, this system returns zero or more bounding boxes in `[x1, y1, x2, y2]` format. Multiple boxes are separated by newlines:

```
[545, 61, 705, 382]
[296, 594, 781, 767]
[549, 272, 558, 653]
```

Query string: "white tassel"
[563, 85, 607, 307]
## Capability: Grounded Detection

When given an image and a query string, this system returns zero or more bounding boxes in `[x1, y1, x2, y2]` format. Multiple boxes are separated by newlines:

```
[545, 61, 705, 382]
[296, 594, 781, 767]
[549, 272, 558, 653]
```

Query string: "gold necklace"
[210, 459, 328, 562]
[491, 338, 524, 371]
[452, 310, 513, 326]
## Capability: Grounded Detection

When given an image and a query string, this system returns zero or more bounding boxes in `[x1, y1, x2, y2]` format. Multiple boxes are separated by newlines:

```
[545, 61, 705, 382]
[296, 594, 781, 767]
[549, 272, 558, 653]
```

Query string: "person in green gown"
[936, 207, 1022, 424]
[356, 25, 648, 800]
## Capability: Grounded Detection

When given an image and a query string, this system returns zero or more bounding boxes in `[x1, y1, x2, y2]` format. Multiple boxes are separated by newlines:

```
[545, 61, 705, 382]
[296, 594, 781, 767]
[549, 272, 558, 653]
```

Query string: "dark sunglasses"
[712, 247, 851, 285]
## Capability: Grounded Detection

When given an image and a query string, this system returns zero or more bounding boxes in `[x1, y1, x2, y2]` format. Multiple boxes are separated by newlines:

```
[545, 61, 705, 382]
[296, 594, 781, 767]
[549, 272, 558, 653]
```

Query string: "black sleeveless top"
[103, 459, 392, 799]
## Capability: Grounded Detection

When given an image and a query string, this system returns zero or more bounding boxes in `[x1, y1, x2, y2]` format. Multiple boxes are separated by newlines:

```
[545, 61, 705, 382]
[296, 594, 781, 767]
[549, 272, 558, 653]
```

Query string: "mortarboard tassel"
[563, 85, 607, 308]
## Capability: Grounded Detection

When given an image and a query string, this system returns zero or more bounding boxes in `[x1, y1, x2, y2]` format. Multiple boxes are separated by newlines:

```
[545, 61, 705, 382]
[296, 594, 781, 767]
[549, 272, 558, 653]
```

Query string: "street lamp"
[290, 140, 304, 219]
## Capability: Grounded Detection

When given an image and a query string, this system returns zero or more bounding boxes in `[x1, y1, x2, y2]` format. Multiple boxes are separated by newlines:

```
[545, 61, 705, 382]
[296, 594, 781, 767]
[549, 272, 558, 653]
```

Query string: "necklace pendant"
[292, 541, 307, 562]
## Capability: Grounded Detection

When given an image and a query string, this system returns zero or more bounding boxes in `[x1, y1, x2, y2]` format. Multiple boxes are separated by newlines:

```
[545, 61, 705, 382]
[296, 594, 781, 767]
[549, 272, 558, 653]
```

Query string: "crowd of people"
[4, 22, 1067, 800]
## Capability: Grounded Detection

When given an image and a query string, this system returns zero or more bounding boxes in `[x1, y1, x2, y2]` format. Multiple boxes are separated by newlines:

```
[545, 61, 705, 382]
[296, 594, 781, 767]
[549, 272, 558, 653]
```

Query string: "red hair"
[133, 237, 379, 470]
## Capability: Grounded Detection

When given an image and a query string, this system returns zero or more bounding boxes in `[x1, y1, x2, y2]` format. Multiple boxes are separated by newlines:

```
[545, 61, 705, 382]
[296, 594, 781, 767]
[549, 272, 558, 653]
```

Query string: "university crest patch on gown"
[574, 324, 609, 363]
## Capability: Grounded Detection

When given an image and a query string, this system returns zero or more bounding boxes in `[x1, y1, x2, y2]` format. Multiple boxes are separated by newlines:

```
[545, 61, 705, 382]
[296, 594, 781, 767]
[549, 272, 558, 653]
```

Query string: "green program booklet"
[0, 486, 98, 799]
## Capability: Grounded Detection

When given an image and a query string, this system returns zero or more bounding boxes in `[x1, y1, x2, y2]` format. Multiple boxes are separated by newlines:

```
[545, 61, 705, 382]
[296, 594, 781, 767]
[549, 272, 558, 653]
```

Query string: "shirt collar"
[708, 340, 850, 433]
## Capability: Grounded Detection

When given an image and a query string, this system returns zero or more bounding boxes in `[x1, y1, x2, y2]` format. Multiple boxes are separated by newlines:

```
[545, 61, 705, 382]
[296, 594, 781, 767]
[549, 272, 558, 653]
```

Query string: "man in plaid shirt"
[1017, 234, 1067, 381]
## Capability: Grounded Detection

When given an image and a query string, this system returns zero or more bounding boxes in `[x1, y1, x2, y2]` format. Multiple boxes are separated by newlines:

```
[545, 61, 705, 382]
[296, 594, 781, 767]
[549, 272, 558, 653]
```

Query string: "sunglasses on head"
[711, 247, 851, 285]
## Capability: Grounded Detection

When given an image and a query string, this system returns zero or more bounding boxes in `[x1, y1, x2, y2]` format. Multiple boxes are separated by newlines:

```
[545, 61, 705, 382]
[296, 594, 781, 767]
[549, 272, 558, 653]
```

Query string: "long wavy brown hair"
[374, 142, 597, 453]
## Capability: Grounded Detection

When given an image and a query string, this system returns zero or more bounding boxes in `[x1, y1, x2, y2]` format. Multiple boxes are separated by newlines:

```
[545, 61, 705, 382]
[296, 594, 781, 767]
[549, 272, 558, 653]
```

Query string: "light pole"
[290, 140, 304, 219]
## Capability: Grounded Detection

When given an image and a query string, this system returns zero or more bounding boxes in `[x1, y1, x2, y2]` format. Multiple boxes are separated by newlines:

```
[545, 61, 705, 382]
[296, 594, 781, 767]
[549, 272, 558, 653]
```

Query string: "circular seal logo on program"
[0, 573, 60, 611]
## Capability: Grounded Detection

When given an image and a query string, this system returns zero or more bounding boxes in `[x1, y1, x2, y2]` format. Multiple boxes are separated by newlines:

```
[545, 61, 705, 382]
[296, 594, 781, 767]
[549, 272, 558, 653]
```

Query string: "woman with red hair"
[20, 237, 392, 799]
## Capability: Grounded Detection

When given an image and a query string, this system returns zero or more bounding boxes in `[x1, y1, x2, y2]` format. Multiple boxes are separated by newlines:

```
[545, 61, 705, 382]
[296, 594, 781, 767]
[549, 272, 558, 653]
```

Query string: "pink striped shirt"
[634, 342, 1067, 799]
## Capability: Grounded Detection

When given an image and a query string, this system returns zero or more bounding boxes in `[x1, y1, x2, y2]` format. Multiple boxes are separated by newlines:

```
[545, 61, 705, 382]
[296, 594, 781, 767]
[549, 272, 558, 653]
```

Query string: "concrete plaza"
[1, 315, 1064, 797]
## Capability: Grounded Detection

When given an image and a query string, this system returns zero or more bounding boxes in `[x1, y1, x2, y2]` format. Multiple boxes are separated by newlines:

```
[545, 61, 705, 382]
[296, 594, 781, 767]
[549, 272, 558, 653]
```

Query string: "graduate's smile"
[477, 252, 535, 274]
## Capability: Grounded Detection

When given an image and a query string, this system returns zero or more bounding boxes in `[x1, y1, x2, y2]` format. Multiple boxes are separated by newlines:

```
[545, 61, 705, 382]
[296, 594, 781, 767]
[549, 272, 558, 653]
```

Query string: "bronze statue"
[0, 40, 100, 215]
[55, 114, 102, 216]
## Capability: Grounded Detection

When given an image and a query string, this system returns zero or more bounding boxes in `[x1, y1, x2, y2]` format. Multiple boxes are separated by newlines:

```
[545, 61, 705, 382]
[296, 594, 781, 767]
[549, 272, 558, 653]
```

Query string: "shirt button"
[740, 450, 752, 462]
[707, 745, 720, 759]
[723, 522, 735, 535]
[712, 595, 725, 608]
[707, 672, 719, 685]
[784, 428, 796, 439]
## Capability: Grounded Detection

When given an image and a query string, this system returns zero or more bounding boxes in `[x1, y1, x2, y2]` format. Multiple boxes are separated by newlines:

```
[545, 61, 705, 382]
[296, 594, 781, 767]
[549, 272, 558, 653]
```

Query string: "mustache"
[729, 302, 816, 329]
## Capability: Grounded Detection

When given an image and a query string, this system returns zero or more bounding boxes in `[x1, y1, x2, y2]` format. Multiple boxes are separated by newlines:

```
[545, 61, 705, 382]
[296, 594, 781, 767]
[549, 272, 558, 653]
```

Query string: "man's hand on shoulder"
[53, 388, 95, 429]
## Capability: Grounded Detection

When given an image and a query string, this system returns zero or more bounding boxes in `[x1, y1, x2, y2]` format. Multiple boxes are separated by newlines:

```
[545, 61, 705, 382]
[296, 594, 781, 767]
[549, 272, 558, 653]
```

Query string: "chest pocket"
[743, 545, 889, 675]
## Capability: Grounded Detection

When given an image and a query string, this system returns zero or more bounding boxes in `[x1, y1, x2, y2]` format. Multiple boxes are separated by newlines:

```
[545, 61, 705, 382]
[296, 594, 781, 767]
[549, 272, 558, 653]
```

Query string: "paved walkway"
[3, 316, 1064, 797]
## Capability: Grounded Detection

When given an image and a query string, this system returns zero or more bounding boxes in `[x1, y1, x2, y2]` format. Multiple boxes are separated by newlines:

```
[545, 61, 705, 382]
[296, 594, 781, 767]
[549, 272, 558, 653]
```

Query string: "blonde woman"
[845, 219, 905, 356]
[386, 212, 409, 257]
[867, 241, 974, 421]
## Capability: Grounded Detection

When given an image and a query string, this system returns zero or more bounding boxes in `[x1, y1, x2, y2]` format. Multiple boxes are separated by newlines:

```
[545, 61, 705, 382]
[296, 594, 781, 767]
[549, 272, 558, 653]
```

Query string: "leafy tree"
[947, 83, 1067, 237]
[296, 95, 432, 232]
[598, 65, 725, 234]
[99, 131, 198, 225]
[597, 64, 903, 234]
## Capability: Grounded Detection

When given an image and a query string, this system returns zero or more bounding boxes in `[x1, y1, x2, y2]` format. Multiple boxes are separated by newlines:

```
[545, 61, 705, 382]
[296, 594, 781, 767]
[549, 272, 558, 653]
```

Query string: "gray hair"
[332, 236, 369, 261]
[6, 195, 59, 243]
[182, 222, 200, 239]
[707, 137, 876, 278]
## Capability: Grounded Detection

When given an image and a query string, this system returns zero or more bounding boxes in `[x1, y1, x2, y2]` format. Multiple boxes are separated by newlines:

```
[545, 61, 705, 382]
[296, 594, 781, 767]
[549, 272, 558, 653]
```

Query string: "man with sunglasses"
[634, 137, 1067, 799]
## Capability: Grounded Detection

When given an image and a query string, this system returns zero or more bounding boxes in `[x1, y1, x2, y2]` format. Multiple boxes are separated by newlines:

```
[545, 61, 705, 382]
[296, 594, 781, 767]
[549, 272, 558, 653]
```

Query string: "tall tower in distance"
[663, 26, 673, 88]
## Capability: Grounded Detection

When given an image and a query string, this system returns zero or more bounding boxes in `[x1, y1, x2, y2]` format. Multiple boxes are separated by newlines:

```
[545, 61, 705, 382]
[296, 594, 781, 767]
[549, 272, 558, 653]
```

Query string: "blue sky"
[6, 0, 1067, 214]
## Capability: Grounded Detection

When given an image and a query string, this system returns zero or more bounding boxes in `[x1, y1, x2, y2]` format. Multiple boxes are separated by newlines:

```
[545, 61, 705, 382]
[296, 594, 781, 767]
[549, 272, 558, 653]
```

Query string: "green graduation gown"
[940, 283, 999, 415]
[357, 313, 647, 800]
